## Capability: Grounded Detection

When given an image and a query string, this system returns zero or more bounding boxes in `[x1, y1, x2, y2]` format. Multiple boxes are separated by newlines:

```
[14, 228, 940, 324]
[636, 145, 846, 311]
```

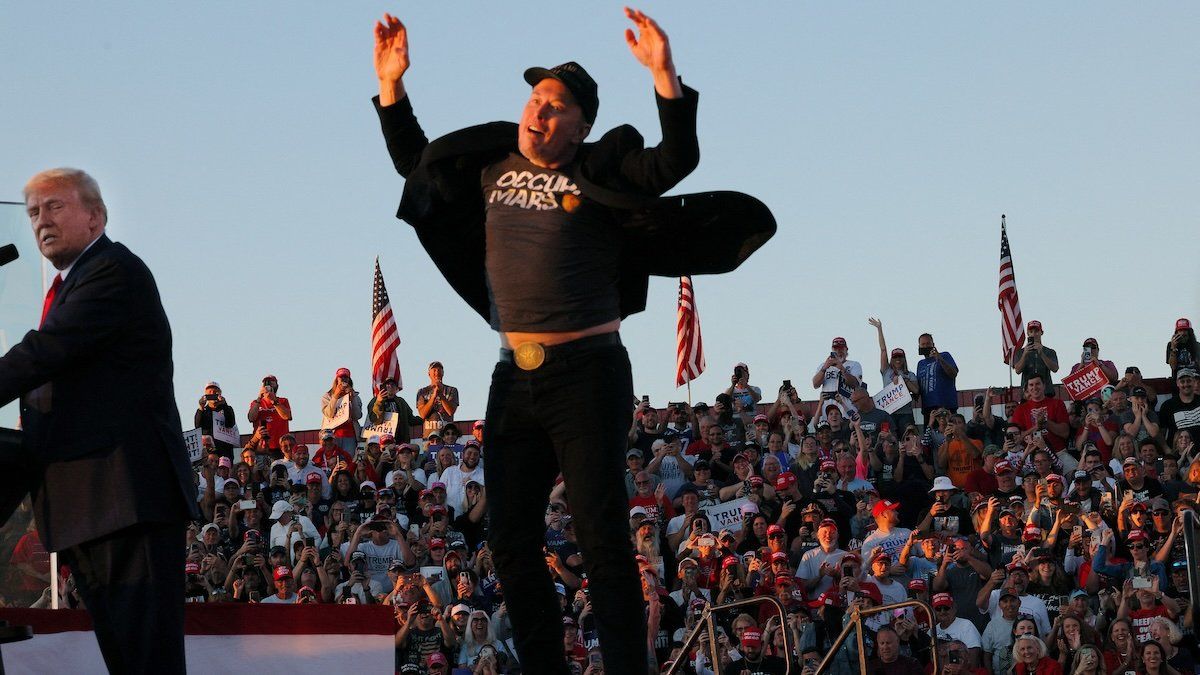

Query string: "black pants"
[63, 521, 187, 674]
[483, 341, 647, 675]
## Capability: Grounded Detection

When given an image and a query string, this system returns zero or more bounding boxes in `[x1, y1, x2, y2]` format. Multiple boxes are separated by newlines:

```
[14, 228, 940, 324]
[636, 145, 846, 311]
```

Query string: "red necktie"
[39, 274, 62, 328]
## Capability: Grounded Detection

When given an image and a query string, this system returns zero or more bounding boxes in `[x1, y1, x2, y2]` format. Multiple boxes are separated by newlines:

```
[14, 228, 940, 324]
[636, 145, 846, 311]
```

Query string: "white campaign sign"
[212, 411, 240, 446]
[183, 428, 204, 463]
[704, 497, 750, 533]
[873, 380, 913, 414]
[362, 413, 398, 442]
[322, 395, 351, 430]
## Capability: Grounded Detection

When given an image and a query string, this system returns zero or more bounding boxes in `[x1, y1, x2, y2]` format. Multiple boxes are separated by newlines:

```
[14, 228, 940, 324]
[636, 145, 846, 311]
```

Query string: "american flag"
[675, 276, 706, 387]
[997, 216, 1025, 365]
[371, 257, 402, 394]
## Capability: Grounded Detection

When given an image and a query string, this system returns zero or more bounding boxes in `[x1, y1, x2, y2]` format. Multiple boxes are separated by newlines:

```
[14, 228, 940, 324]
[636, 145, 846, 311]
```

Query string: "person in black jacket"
[0, 168, 199, 673]
[371, 9, 772, 675]
[195, 380, 238, 459]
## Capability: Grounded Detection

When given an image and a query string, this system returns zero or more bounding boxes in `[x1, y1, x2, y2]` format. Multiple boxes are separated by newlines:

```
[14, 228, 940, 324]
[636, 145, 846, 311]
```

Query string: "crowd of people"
[3, 317, 1200, 675]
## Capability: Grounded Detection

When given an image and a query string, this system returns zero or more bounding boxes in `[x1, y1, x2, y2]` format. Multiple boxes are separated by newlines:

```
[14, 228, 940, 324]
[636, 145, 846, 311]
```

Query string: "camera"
[204, 393, 219, 402]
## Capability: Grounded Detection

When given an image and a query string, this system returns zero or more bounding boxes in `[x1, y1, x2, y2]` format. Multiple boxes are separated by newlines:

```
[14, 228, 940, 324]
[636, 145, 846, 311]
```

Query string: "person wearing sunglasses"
[1091, 528, 1169, 590]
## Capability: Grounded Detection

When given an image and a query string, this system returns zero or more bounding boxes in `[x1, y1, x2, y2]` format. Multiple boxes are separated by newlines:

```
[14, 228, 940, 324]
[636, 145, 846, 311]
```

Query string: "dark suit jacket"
[0, 235, 200, 551]
[374, 85, 775, 324]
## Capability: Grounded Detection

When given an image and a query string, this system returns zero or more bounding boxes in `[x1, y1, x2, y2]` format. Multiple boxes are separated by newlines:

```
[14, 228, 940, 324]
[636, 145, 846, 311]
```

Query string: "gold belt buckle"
[513, 341, 546, 371]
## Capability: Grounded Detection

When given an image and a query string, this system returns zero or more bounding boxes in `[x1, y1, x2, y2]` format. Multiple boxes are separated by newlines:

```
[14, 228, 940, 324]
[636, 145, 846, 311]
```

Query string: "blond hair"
[24, 168, 107, 224]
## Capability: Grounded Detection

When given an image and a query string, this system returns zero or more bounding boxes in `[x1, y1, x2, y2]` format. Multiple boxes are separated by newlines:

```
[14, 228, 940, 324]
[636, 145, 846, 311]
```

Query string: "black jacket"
[0, 235, 199, 550]
[373, 85, 775, 323]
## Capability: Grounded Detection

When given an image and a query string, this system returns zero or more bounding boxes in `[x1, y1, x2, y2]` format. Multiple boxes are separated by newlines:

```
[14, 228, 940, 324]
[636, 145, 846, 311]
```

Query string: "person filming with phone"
[1011, 320, 1060, 392]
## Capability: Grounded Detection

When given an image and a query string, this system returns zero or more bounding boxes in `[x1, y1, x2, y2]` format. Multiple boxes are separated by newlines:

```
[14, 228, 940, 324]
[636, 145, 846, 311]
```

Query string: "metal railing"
[1184, 509, 1198, 614]
[665, 595, 792, 675]
[813, 599, 939, 675]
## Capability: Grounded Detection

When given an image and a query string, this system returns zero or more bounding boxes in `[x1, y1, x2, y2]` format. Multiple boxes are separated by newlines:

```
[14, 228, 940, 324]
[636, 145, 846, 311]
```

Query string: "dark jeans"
[63, 521, 187, 674]
[483, 341, 647, 675]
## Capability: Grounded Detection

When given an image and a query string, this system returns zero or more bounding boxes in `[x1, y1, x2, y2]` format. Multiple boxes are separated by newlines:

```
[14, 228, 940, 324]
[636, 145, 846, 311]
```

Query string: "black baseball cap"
[524, 62, 599, 123]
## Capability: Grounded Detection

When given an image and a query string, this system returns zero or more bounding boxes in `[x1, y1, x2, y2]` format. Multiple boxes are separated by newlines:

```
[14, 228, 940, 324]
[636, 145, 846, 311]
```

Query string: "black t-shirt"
[400, 626, 446, 667]
[1115, 477, 1164, 503]
[480, 152, 620, 332]
[649, 595, 685, 667]
[1158, 395, 1200, 444]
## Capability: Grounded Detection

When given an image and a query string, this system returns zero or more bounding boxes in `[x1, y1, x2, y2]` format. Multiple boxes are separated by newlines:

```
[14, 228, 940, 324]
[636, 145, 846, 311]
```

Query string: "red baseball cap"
[994, 460, 1014, 475]
[766, 524, 784, 536]
[335, 367, 351, 378]
[1177, 318, 1192, 331]
[907, 578, 927, 592]
[1046, 474, 1064, 485]
[771, 551, 789, 564]
[722, 555, 739, 569]
[932, 592, 954, 608]
[775, 473, 797, 491]
[429, 538, 446, 550]
[749, 476, 764, 488]
[871, 500, 901, 518]
[1027, 320, 1042, 332]
[1127, 529, 1149, 543]
[305, 473, 323, 485]
[1022, 525, 1042, 541]
[818, 518, 838, 530]
[184, 562, 201, 575]
[811, 589, 843, 609]
[753, 413, 769, 424]
[820, 460, 837, 473]
[741, 629, 763, 648]
[891, 347, 905, 358]
[273, 565, 293, 581]
[857, 582, 883, 604]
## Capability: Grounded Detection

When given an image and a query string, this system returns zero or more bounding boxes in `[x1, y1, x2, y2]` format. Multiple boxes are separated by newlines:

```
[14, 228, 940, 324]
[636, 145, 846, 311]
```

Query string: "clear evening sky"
[2, 4, 1196, 431]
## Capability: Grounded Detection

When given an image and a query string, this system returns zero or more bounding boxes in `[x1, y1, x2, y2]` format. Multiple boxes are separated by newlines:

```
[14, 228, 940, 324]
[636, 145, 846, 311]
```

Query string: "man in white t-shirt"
[932, 592, 982, 663]
[811, 336, 864, 407]
[344, 515, 414, 588]
[259, 566, 299, 604]
[268, 500, 320, 550]
[797, 518, 847, 597]
[647, 432, 694, 498]
[438, 441, 484, 513]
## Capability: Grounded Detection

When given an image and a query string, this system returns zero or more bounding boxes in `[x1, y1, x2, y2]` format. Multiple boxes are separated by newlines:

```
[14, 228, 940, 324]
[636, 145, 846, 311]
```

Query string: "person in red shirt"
[963, 446, 1004, 496]
[1011, 375, 1070, 453]
[628, 471, 675, 524]
[248, 374, 292, 459]
[311, 430, 355, 474]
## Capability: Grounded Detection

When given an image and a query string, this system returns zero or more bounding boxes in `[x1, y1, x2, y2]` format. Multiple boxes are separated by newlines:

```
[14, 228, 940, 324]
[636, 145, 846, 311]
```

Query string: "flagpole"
[686, 381, 692, 407]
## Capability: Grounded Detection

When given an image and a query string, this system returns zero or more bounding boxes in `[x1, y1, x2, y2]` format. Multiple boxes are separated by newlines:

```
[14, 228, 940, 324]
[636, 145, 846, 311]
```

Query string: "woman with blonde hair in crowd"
[457, 609, 502, 668]
[1147, 615, 1195, 674]
[1013, 633, 1062, 675]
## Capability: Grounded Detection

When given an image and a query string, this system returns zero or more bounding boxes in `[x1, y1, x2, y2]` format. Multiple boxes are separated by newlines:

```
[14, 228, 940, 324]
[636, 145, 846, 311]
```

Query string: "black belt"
[499, 332, 622, 370]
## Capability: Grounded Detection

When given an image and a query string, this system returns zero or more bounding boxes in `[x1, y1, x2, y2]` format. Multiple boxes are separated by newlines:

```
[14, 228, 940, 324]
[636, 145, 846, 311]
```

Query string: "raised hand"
[374, 13, 409, 84]
[623, 7, 681, 98]
[868, 317, 882, 330]
[624, 7, 672, 71]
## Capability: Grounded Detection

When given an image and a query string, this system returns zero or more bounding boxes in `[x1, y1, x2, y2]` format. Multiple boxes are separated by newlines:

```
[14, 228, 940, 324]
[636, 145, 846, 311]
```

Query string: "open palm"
[374, 13, 409, 83]
[623, 7, 672, 72]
